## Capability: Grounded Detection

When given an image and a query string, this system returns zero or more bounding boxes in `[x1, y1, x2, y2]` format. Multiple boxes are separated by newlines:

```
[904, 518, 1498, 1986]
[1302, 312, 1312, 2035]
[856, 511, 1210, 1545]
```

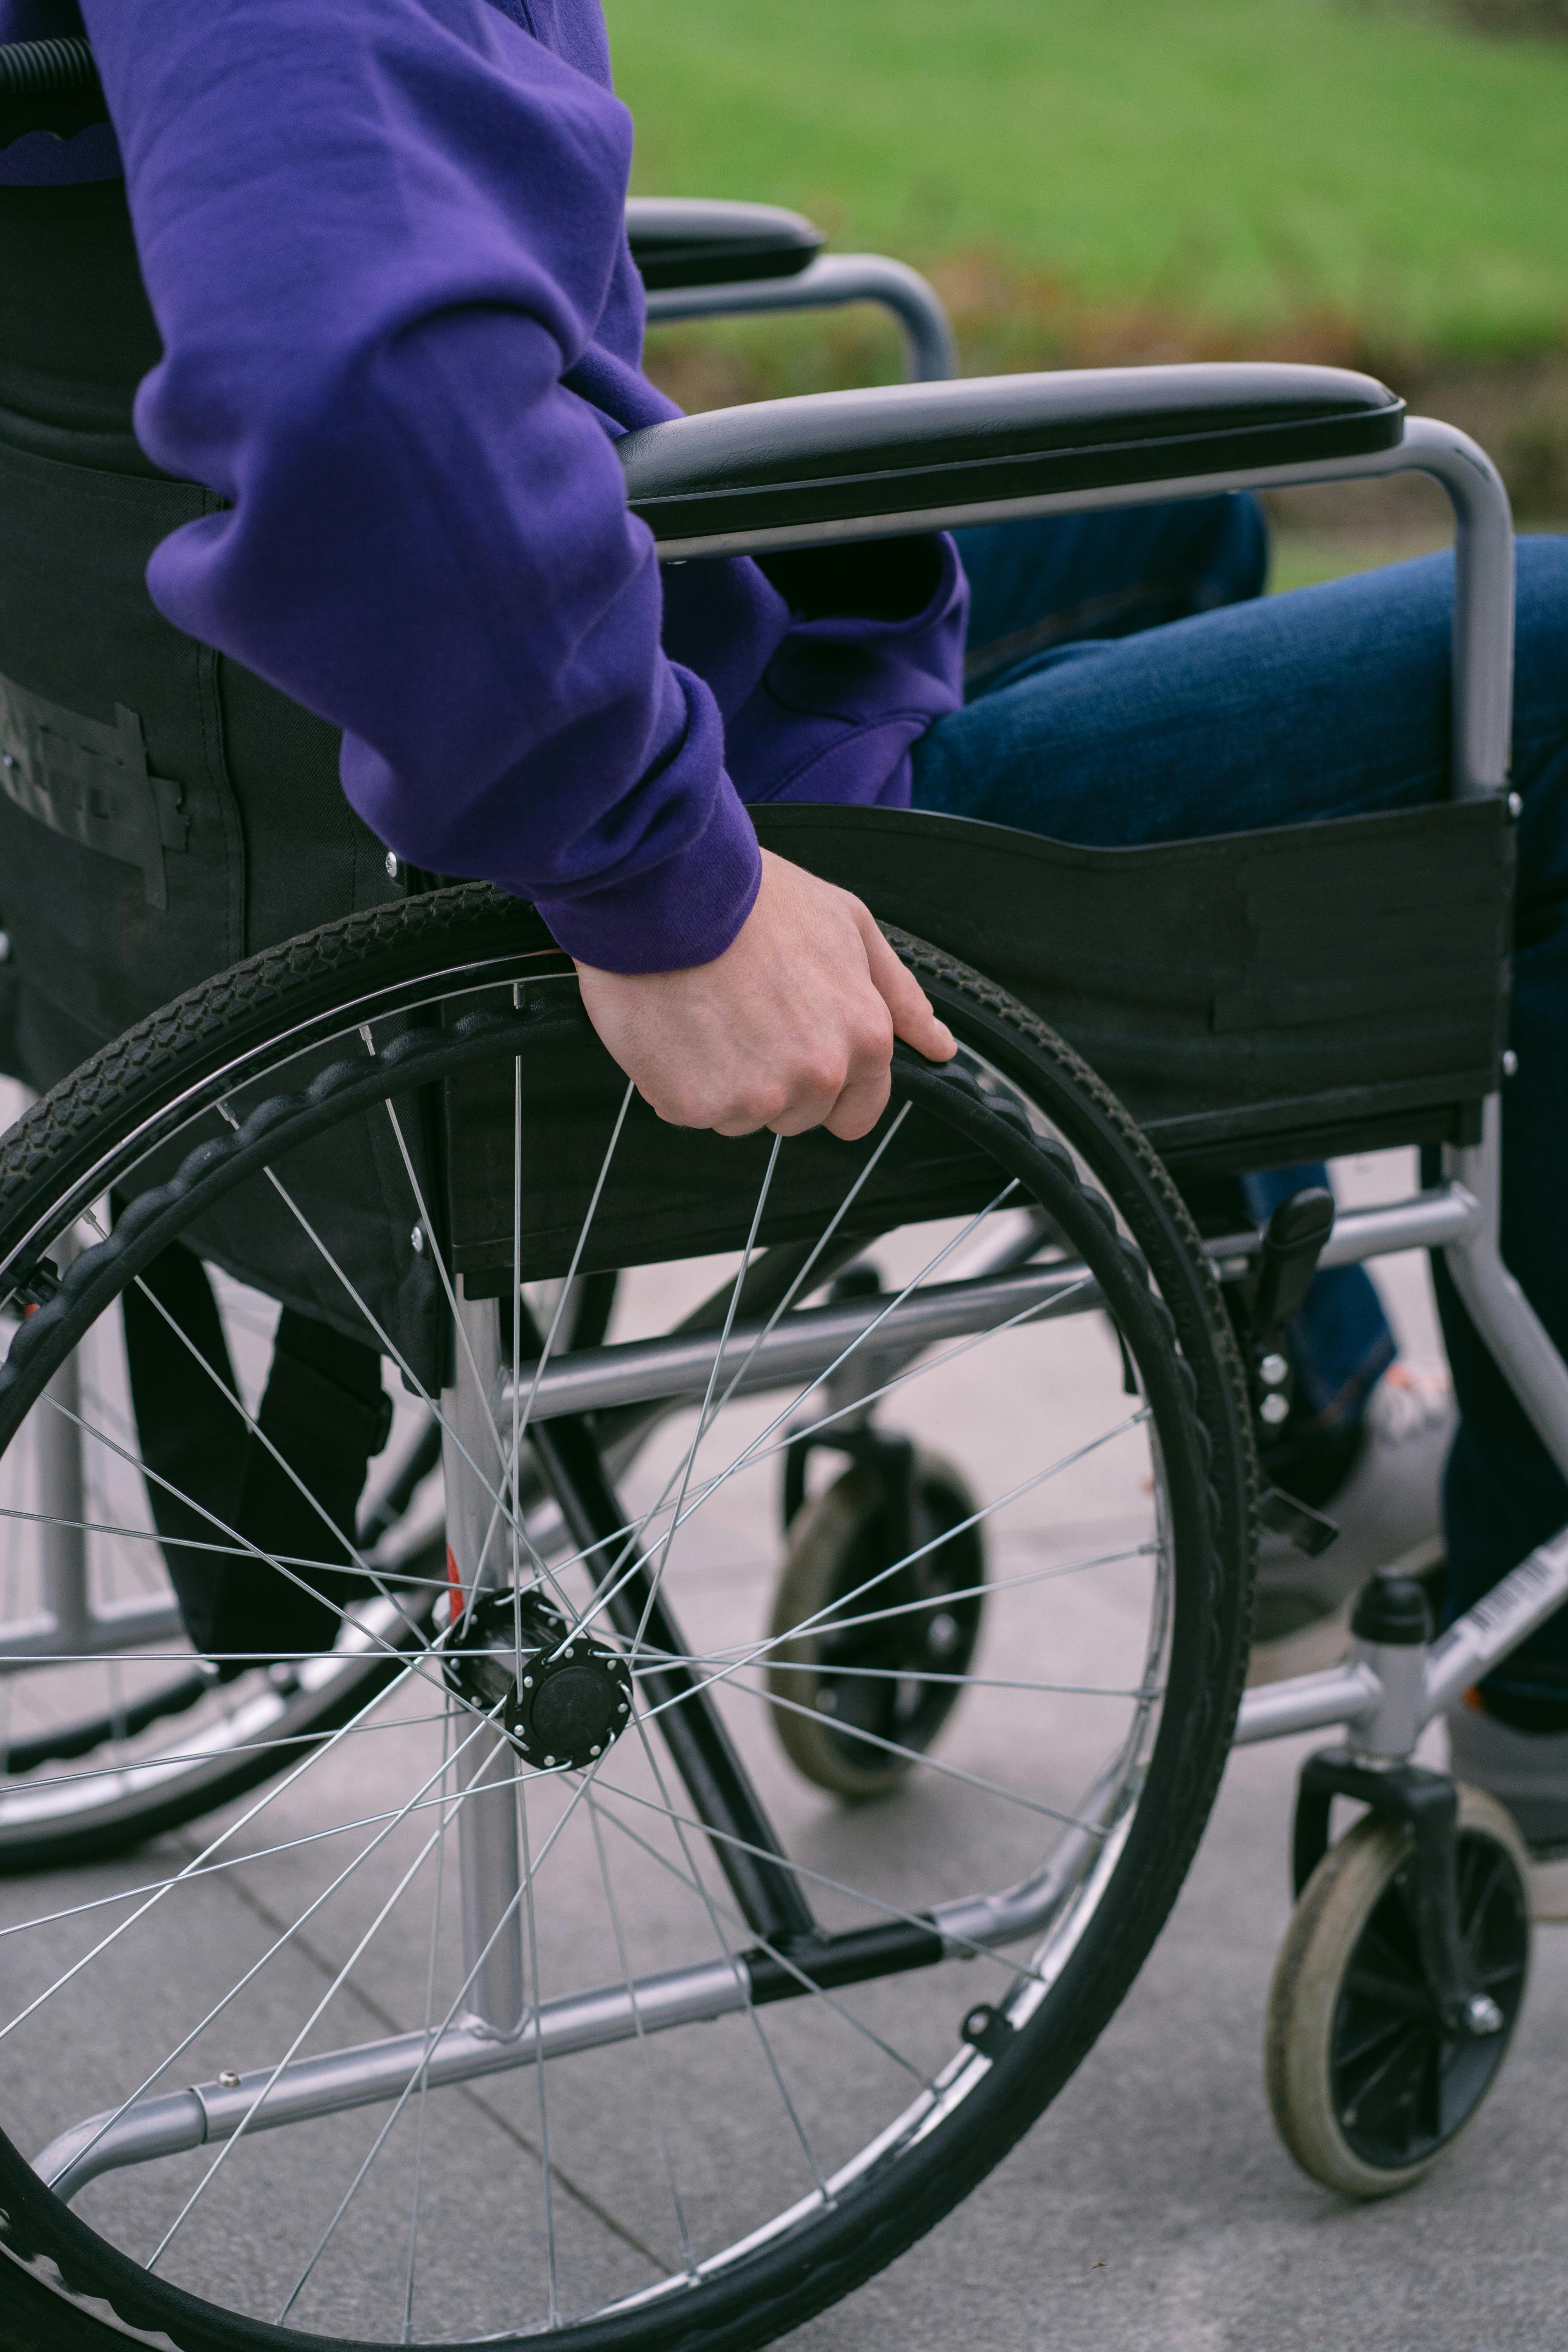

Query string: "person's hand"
[575, 848, 956, 1140]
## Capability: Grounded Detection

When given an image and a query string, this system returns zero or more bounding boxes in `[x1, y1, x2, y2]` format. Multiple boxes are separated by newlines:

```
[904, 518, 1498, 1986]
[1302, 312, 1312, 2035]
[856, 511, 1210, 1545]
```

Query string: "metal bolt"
[218, 2070, 241, 2088]
[1508, 791, 1523, 820]
[1503, 1049, 1519, 1078]
[1463, 1993, 1504, 2037]
[1259, 1392, 1291, 1427]
[590, 1744, 601, 1756]
[618, 1701, 629, 1714]
[965, 2009, 989, 2038]
[385, 850, 399, 879]
[563, 1646, 575, 1659]
[522, 1675, 533, 1689]
[410, 1223, 425, 1254]
[543, 1755, 555, 1767]
[1259, 1352, 1290, 1388]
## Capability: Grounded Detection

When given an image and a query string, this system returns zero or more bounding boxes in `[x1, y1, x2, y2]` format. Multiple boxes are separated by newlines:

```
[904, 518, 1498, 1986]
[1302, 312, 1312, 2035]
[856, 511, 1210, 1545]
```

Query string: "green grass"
[606, 0, 1568, 358]
[1267, 527, 1450, 589]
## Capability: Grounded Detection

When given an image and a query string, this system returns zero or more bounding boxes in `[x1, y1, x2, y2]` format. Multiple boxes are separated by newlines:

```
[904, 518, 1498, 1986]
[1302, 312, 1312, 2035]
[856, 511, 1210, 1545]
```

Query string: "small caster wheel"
[768, 1448, 984, 1798]
[1266, 1782, 1531, 2197]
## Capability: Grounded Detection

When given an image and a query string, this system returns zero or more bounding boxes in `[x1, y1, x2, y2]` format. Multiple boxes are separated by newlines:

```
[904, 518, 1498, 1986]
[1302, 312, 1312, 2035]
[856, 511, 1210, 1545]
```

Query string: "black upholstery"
[620, 364, 1405, 546]
[446, 793, 1513, 1286]
[752, 802, 1510, 1177]
[625, 197, 824, 290]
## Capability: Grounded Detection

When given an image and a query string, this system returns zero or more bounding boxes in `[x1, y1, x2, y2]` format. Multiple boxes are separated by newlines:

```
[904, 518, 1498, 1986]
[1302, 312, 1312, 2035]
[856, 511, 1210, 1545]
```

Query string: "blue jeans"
[914, 503, 1568, 1706]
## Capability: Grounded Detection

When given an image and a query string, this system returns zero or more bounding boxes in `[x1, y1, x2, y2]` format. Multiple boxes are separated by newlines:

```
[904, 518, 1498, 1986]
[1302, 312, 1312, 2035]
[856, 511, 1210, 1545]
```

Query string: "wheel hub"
[443, 1590, 632, 1769]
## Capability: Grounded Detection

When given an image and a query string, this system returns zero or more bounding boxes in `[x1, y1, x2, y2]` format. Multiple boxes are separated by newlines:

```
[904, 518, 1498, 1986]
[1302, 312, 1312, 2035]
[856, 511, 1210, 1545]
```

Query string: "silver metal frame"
[644, 252, 958, 383]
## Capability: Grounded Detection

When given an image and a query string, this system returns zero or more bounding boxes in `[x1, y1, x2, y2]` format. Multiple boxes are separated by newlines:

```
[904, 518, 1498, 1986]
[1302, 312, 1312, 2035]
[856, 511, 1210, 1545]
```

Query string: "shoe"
[1247, 1361, 1453, 1688]
[1447, 1696, 1568, 1858]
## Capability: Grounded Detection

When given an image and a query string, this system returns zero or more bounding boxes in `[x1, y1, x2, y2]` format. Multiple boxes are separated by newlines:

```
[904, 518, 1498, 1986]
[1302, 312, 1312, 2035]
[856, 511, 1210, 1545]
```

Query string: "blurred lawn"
[607, 0, 1568, 358]
[1267, 527, 1449, 590]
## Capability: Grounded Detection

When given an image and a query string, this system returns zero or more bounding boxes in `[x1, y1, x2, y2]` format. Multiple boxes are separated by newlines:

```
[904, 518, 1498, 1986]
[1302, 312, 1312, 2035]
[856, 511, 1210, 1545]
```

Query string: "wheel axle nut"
[1463, 1993, 1504, 2037]
[442, 1590, 633, 1770]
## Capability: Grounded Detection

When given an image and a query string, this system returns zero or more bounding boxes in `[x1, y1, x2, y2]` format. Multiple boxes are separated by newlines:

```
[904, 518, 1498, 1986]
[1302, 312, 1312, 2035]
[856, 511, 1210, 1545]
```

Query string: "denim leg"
[916, 535, 1568, 1675]
[955, 494, 1269, 695]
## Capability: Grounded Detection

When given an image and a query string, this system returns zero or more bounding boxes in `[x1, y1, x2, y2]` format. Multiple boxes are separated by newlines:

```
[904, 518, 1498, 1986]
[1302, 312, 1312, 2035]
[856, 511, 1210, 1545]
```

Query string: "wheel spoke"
[624, 1137, 782, 1670]
[566, 1175, 1023, 1647]
[108, 1204, 437, 1643]
[632, 1412, 1152, 1751]
[713, 1673, 1112, 1828]
[587, 1788, 697, 2283]
[586, 1771, 1081, 1985]
[0, 1649, 428, 2043]
[588, 1783, 935, 2094]
[33, 1390, 436, 1687]
[250, 1124, 558, 1610]
[626, 1698, 828, 2200]
[150, 1726, 610, 2275]
[402, 1710, 453, 2341]
[36, 1697, 508, 2202]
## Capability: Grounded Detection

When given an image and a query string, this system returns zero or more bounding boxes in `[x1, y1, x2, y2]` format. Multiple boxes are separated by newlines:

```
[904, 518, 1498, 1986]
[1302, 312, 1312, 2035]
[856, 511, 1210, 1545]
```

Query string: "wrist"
[539, 786, 762, 974]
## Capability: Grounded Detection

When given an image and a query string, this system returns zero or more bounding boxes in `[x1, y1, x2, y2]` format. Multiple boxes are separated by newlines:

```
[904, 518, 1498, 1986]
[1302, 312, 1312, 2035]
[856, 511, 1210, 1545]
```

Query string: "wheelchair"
[0, 32, 1551, 2352]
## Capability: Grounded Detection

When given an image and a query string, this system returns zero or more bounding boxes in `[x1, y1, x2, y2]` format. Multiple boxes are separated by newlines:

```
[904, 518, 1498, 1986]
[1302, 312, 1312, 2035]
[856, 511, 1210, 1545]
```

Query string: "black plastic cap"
[1351, 1572, 1433, 1648]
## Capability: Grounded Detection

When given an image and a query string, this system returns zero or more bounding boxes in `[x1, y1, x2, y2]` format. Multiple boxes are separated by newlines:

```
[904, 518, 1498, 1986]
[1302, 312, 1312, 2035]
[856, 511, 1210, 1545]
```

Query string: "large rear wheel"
[0, 888, 1252, 2349]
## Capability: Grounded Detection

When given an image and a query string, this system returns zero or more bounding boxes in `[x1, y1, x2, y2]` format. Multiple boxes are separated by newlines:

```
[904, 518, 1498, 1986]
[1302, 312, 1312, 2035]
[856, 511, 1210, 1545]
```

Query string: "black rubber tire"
[0, 886, 1255, 2352]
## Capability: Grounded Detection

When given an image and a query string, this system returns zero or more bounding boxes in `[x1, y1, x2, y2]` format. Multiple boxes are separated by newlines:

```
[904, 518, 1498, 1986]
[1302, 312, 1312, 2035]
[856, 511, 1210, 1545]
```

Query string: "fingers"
[575, 863, 953, 1145]
[821, 1057, 893, 1142]
[860, 913, 956, 1063]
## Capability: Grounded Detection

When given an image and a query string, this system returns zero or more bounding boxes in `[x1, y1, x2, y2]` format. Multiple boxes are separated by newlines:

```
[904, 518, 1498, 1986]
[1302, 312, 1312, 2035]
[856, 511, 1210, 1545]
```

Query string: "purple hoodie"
[0, 0, 967, 969]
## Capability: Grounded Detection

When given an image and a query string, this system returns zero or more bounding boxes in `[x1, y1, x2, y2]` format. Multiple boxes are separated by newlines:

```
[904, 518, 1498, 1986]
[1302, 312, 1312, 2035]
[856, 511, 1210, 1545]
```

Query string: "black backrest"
[0, 175, 390, 1094]
[0, 150, 436, 1374]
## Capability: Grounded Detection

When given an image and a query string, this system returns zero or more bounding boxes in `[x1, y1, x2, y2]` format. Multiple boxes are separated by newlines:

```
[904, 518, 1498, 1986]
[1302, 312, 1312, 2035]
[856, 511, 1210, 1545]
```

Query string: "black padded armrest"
[0, 38, 107, 148]
[626, 198, 825, 292]
[619, 362, 1404, 550]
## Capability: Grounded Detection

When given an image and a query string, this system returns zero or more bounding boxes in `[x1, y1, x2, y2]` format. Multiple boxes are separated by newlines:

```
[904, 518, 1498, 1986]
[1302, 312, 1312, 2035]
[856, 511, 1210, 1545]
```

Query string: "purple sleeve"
[78, 0, 762, 972]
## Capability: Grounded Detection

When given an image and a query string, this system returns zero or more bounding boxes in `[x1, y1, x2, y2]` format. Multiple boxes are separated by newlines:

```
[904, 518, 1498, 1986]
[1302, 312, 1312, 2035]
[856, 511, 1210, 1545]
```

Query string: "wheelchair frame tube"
[442, 1289, 528, 2041]
[495, 1260, 1101, 1425]
[644, 252, 958, 382]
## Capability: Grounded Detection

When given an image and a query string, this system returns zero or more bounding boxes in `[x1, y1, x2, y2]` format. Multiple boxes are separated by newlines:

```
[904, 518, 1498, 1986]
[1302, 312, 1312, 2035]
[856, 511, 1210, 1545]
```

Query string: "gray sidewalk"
[795, 1721, 1568, 2352]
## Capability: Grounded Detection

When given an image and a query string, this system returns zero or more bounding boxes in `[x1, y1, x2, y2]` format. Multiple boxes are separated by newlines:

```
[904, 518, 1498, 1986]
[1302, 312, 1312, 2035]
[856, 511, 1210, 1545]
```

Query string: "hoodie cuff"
[534, 778, 762, 974]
